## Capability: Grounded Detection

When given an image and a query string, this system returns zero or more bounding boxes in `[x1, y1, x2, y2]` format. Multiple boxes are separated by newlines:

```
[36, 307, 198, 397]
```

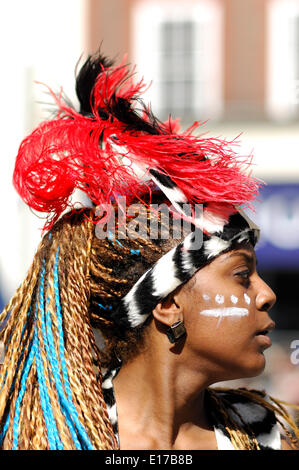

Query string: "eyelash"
[236, 270, 251, 285]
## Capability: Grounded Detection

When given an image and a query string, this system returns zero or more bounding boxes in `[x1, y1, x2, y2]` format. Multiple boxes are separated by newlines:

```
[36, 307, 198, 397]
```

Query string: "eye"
[237, 270, 250, 279]
[235, 270, 251, 286]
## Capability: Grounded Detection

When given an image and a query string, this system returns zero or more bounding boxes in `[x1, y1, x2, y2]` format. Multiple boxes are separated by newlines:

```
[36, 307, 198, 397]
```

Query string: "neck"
[112, 333, 214, 448]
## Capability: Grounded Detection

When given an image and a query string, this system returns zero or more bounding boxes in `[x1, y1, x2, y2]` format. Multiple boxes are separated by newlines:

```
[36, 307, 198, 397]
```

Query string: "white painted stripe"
[200, 307, 249, 317]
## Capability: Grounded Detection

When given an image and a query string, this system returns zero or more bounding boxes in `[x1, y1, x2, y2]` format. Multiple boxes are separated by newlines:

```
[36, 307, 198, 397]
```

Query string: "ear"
[152, 291, 183, 327]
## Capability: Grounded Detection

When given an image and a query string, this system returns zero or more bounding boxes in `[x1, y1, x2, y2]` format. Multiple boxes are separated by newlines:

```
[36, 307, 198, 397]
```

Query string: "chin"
[219, 353, 267, 382]
[239, 353, 266, 379]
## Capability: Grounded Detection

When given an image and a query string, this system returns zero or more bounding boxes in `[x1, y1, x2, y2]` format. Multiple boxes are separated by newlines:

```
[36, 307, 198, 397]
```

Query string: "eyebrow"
[221, 251, 258, 266]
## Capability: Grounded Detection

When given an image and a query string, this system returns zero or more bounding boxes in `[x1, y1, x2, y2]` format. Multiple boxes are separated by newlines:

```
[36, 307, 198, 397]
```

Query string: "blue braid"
[52, 247, 94, 449]
[0, 412, 10, 446]
[44, 293, 82, 449]
[107, 230, 140, 256]
[108, 230, 124, 248]
[1, 236, 97, 449]
[35, 337, 57, 449]
[98, 303, 112, 311]
[36, 264, 63, 449]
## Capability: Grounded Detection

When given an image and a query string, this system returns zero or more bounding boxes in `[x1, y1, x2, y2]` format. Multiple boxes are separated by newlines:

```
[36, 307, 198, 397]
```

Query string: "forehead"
[184, 244, 256, 290]
[217, 244, 257, 266]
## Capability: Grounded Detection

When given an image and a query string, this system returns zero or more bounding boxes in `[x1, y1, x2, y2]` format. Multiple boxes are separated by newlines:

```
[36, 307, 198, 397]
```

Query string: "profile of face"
[153, 242, 276, 384]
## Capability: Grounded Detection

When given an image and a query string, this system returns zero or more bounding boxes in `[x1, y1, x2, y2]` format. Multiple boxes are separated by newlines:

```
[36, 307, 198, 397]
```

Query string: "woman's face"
[174, 243, 276, 382]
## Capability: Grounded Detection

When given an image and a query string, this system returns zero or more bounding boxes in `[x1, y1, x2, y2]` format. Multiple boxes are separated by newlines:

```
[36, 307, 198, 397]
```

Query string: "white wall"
[0, 0, 86, 302]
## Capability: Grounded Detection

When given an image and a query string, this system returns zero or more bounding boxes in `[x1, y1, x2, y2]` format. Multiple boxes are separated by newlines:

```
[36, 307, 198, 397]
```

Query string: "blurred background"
[0, 0, 298, 418]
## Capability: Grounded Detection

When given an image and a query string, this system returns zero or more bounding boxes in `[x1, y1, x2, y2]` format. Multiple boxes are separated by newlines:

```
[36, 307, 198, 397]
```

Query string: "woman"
[0, 52, 298, 450]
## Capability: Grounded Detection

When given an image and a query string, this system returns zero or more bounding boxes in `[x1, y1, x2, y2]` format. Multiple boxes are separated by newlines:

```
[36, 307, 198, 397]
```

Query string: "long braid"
[29, 363, 48, 450]
[49, 212, 117, 448]
[64, 217, 117, 448]
[56, 221, 111, 448]
[0, 209, 118, 449]
[0, 258, 41, 422]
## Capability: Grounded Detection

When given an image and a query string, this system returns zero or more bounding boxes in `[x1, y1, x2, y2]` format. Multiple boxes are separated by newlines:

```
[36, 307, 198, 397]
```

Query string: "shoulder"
[211, 387, 281, 450]
[281, 435, 295, 450]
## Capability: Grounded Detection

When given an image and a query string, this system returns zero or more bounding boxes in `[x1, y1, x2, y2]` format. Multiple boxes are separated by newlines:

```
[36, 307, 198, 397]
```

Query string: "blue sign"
[0, 289, 4, 313]
[245, 184, 299, 269]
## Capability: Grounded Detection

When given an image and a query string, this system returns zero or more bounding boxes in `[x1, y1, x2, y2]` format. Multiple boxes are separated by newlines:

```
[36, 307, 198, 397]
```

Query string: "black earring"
[166, 320, 186, 344]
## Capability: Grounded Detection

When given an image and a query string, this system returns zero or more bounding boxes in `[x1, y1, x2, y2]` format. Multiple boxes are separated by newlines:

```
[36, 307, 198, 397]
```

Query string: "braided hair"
[0, 204, 178, 449]
[1, 207, 299, 450]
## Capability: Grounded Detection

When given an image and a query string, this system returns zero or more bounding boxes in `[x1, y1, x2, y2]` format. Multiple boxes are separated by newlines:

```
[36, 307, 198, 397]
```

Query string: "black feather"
[75, 51, 113, 116]
[75, 49, 168, 135]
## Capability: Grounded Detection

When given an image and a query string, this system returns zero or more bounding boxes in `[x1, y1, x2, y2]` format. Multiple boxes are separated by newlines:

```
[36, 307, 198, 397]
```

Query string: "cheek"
[199, 291, 252, 321]
[183, 287, 264, 377]
[186, 288, 255, 334]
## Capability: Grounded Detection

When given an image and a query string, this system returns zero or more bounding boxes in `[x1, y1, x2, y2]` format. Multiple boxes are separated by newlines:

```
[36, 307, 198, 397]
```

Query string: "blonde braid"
[0, 209, 119, 449]
[0, 258, 41, 421]
[1, 322, 36, 449]
[52, 211, 117, 448]
[17, 363, 36, 449]
[65, 217, 117, 447]
[30, 369, 48, 450]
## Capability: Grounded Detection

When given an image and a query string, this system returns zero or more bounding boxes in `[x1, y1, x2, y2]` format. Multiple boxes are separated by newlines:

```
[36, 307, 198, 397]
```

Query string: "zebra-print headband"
[109, 207, 260, 329]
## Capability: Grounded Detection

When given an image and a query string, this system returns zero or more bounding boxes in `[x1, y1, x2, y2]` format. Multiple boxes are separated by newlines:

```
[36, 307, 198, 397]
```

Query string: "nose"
[255, 276, 277, 312]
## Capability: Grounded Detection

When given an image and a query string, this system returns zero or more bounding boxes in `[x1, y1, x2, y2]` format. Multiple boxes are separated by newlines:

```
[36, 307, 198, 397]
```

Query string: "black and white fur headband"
[109, 200, 260, 329]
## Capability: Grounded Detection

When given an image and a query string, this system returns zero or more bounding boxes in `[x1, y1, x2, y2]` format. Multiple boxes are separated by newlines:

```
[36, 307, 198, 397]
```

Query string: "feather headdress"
[12, 52, 262, 328]
[13, 52, 260, 233]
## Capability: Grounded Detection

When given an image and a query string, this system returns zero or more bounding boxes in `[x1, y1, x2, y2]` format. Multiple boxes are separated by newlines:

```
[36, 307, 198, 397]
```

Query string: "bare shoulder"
[280, 435, 295, 450]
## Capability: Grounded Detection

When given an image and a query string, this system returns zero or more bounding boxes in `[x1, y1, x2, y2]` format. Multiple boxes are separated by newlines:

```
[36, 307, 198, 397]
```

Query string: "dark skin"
[113, 243, 292, 450]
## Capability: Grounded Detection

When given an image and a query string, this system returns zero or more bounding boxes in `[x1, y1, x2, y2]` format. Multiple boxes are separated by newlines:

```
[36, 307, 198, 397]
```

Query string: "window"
[131, 0, 223, 123]
[267, 0, 299, 120]
[159, 21, 196, 119]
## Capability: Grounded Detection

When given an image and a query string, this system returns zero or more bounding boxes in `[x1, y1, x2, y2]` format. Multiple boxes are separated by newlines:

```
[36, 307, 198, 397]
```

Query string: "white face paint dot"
[244, 293, 251, 305]
[215, 294, 225, 304]
[231, 295, 238, 304]
[202, 294, 211, 301]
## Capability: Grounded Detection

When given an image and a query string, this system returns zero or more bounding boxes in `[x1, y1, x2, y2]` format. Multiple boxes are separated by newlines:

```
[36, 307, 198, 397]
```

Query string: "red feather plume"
[13, 56, 262, 233]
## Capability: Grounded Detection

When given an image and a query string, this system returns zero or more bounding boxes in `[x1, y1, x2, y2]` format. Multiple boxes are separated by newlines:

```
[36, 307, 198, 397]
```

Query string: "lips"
[255, 321, 275, 349]
[255, 321, 276, 337]
[256, 329, 270, 336]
